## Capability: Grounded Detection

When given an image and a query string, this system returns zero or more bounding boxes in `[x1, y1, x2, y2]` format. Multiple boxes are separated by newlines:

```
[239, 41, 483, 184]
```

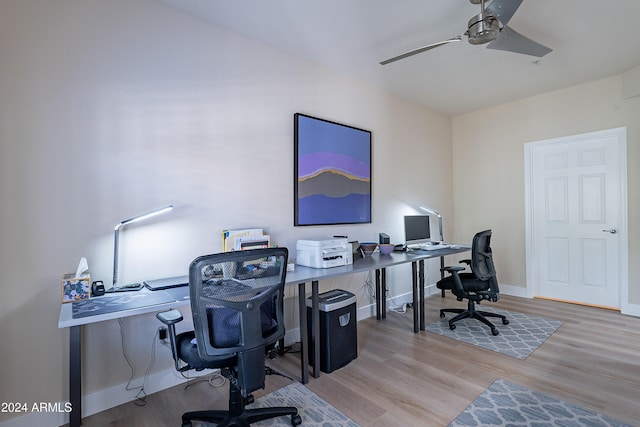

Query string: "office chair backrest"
[189, 247, 288, 362]
[471, 230, 497, 284]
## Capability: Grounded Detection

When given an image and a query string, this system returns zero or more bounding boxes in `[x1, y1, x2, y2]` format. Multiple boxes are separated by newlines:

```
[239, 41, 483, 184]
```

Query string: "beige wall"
[452, 76, 640, 304]
[0, 0, 451, 424]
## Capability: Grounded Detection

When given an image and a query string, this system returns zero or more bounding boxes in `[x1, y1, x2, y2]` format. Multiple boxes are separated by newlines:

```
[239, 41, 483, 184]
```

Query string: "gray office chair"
[436, 230, 509, 336]
[157, 247, 301, 427]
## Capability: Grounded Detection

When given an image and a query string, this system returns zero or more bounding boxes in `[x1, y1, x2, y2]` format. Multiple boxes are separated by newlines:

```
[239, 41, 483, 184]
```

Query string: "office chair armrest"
[459, 259, 471, 265]
[157, 309, 184, 371]
[442, 266, 466, 299]
[157, 309, 183, 325]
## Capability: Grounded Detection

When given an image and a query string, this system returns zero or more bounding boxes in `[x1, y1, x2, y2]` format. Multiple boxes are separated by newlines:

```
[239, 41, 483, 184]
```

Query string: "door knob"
[602, 229, 618, 234]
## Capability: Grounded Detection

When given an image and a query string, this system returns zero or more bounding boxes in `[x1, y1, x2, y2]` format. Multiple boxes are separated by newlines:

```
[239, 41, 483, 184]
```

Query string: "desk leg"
[297, 282, 308, 384]
[412, 262, 419, 333]
[419, 259, 425, 331]
[278, 338, 285, 356]
[440, 256, 446, 297]
[375, 269, 381, 320]
[69, 325, 82, 427]
[381, 268, 387, 319]
[311, 280, 320, 379]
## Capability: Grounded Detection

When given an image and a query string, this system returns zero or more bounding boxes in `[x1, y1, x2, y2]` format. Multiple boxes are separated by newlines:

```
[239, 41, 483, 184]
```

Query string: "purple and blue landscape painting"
[295, 114, 371, 225]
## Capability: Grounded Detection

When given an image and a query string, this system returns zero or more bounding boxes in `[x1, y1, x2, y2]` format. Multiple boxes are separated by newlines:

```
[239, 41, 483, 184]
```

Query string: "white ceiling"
[155, 0, 640, 116]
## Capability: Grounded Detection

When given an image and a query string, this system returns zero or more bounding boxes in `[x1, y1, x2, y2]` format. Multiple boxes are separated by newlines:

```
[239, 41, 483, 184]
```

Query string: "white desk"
[58, 246, 469, 427]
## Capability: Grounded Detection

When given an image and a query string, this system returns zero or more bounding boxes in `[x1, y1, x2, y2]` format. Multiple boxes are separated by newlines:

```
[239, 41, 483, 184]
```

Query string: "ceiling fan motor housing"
[467, 12, 501, 44]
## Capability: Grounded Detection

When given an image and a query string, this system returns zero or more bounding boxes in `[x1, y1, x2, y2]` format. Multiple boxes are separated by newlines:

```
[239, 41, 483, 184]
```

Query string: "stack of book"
[221, 228, 270, 252]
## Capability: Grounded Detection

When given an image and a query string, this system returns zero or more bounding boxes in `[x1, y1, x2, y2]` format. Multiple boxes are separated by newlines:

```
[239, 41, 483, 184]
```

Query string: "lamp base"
[106, 283, 144, 292]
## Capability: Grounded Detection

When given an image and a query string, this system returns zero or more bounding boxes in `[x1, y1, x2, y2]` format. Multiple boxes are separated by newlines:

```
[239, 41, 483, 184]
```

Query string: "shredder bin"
[306, 289, 357, 373]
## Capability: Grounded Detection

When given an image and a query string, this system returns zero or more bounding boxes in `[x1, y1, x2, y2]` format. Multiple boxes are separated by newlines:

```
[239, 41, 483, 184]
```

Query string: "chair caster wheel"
[440, 311, 445, 319]
[291, 414, 302, 425]
[449, 324, 456, 330]
[502, 319, 510, 325]
[245, 394, 255, 404]
[491, 328, 499, 336]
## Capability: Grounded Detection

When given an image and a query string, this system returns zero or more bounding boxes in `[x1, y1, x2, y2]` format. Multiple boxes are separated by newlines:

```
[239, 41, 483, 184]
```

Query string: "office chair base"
[182, 407, 301, 427]
[440, 304, 509, 336]
[182, 386, 301, 427]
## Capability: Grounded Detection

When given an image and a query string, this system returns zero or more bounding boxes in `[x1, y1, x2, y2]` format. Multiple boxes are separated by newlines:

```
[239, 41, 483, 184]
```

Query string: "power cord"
[364, 271, 376, 300]
[363, 270, 408, 314]
[120, 320, 227, 406]
[118, 318, 155, 406]
[389, 302, 408, 314]
[281, 342, 302, 354]
[265, 366, 295, 382]
[182, 370, 226, 390]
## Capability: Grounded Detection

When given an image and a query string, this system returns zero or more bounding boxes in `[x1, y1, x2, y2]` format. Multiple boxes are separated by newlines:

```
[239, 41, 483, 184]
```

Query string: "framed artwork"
[294, 113, 372, 226]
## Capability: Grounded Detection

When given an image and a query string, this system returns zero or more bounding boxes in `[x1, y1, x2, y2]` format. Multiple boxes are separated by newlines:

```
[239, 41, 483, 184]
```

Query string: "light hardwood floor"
[74, 294, 640, 426]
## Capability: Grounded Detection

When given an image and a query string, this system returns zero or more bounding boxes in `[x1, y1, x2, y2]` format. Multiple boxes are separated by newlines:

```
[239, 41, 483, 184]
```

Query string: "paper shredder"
[306, 289, 357, 373]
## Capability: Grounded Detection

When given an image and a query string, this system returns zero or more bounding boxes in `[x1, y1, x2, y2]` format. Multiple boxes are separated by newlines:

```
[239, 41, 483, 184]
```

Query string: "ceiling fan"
[380, 0, 552, 65]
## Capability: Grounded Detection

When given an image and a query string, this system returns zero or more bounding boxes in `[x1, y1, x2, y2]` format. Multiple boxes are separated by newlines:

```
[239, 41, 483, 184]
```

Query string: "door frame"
[524, 127, 629, 312]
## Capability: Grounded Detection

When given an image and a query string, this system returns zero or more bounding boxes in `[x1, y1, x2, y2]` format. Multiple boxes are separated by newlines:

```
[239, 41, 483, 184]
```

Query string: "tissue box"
[61, 274, 91, 303]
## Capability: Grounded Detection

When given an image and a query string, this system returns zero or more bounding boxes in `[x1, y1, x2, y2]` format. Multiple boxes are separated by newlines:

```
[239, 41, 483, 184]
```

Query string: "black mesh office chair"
[436, 230, 509, 336]
[157, 248, 301, 427]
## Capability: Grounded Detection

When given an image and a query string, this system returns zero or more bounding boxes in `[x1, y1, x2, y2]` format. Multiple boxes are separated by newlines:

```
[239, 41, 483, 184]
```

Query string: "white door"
[525, 128, 627, 308]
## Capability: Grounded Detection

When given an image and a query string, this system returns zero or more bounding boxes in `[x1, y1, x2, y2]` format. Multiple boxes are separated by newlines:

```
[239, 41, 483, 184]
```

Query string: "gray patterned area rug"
[250, 382, 360, 426]
[450, 379, 633, 427]
[426, 307, 562, 359]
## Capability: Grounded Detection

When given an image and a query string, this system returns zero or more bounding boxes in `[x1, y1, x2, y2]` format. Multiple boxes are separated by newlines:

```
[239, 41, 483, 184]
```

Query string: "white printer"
[296, 237, 353, 269]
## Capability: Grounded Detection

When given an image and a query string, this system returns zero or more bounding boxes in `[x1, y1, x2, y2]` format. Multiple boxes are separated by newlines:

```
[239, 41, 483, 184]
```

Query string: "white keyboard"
[420, 244, 451, 250]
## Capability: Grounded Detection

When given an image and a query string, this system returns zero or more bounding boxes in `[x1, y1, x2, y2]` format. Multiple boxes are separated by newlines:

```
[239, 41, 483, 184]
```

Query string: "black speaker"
[379, 233, 390, 244]
[91, 281, 105, 297]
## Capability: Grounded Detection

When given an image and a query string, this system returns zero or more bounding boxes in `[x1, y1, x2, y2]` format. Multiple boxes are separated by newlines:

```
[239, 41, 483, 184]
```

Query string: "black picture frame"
[294, 113, 372, 226]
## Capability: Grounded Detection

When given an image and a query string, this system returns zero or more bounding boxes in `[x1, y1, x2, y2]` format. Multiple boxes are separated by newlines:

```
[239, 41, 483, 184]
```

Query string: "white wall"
[451, 75, 640, 304]
[0, 0, 453, 424]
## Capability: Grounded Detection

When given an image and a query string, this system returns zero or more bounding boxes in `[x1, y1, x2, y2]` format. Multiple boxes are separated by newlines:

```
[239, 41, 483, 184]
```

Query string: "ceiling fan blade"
[485, 0, 524, 26]
[380, 36, 462, 65]
[487, 25, 552, 57]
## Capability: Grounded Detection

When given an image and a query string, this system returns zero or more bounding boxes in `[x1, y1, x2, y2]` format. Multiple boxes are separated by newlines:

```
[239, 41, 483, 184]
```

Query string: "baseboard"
[621, 302, 640, 317]
[355, 283, 528, 318]
[353, 283, 460, 317]
[494, 283, 640, 318]
[495, 284, 640, 317]
[497, 283, 529, 298]
[0, 409, 66, 427]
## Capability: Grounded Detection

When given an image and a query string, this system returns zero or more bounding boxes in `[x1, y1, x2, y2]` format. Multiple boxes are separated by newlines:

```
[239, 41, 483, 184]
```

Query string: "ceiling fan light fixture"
[467, 13, 501, 45]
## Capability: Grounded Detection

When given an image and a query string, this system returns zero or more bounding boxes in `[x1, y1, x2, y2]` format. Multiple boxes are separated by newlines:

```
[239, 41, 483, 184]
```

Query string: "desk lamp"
[109, 204, 174, 292]
[419, 205, 447, 284]
[419, 206, 443, 243]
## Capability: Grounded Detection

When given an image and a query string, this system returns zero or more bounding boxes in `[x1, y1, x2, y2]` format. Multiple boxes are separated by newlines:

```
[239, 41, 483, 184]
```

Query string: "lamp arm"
[109, 205, 173, 292]
[419, 206, 444, 242]
[112, 227, 120, 288]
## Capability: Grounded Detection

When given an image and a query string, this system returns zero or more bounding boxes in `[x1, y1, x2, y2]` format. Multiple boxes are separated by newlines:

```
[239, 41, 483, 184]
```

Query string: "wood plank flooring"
[73, 295, 640, 426]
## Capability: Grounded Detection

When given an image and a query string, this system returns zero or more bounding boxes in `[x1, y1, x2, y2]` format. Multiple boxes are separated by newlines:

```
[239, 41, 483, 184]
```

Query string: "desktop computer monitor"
[404, 215, 431, 247]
